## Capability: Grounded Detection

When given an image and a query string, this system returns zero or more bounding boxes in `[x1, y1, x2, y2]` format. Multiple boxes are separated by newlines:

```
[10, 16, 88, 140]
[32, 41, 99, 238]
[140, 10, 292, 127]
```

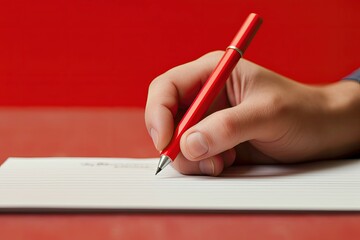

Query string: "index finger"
[145, 51, 223, 151]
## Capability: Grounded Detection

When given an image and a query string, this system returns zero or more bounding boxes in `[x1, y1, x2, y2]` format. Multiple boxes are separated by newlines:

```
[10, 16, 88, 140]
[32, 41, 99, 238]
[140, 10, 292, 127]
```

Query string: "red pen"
[155, 13, 263, 175]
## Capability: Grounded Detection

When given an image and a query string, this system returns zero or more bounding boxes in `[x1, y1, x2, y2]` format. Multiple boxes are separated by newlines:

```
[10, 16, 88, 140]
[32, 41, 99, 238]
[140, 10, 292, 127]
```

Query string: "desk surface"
[0, 107, 359, 240]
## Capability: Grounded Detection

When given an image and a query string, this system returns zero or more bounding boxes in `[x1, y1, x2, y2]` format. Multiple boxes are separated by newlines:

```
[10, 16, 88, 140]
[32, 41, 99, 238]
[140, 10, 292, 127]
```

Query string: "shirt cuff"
[342, 68, 360, 83]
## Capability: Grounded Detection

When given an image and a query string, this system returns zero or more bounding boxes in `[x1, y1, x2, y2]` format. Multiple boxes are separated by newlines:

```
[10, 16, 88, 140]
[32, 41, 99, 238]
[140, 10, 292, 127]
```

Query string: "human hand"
[145, 51, 360, 176]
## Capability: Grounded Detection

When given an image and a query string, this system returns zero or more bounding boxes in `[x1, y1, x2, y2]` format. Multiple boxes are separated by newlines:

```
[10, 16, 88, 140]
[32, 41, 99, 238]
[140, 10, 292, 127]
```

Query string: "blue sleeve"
[343, 68, 360, 83]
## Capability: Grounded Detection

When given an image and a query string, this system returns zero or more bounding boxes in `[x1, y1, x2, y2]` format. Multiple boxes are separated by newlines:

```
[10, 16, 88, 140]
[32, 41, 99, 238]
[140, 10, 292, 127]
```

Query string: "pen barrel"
[160, 13, 262, 161]
[229, 13, 263, 54]
[160, 50, 241, 160]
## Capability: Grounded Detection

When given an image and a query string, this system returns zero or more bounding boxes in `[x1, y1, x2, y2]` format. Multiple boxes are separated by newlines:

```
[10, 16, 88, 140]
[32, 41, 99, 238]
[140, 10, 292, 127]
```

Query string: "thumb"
[180, 102, 269, 161]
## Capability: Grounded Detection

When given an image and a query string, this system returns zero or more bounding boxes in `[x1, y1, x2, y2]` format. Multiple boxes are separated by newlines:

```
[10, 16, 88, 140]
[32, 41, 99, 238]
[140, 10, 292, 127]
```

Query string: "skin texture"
[145, 51, 360, 176]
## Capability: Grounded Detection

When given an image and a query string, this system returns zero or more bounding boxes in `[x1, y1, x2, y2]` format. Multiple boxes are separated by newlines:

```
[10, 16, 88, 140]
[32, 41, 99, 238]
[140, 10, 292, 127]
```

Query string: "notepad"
[0, 157, 359, 211]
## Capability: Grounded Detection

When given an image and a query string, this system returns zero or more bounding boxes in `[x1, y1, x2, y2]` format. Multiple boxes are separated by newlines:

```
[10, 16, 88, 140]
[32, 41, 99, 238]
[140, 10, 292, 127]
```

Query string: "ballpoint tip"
[155, 167, 162, 175]
[155, 155, 171, 175]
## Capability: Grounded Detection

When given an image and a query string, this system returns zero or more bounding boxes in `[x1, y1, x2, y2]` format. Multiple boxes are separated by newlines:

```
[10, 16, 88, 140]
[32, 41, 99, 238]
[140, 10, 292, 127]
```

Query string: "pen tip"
[155, 167, 162, 175]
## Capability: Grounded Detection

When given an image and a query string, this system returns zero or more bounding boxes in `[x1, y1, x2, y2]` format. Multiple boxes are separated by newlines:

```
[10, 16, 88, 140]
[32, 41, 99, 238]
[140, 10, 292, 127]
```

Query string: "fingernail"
[199, 159, 215, 176]
[150, 128, 158, 149]
[186, 132, 209, 158]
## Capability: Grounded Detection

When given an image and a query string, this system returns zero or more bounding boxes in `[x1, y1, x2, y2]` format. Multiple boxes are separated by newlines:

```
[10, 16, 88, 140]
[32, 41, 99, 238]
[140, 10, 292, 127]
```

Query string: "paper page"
[0, 157, 359, 211]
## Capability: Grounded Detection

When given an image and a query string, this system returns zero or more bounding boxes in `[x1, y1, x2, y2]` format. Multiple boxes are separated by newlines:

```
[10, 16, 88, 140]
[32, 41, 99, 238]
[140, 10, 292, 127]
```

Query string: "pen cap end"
[229, 13, 263, 54]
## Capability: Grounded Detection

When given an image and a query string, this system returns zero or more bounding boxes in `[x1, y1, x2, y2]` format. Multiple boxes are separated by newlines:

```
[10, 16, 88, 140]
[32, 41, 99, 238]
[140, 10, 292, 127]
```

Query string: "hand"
[145, 51, 360, 176]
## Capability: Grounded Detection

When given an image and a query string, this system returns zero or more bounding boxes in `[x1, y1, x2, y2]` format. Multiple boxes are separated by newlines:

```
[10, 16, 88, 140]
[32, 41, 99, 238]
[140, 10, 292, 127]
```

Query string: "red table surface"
[0, 107, 359, 240]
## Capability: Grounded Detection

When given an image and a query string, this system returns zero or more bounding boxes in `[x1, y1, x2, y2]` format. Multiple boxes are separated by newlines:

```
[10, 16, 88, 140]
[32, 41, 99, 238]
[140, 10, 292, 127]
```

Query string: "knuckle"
[264, 93, 293, 120]
[148, 76, 162, 91]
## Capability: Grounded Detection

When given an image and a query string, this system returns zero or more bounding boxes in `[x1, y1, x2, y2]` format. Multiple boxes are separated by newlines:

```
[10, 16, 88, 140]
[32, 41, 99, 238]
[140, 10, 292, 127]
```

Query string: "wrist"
[318, 80, 360, 158]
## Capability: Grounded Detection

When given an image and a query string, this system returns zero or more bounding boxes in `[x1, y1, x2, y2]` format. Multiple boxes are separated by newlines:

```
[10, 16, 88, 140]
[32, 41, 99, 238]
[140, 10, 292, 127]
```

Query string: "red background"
[0, 0, 359, 107]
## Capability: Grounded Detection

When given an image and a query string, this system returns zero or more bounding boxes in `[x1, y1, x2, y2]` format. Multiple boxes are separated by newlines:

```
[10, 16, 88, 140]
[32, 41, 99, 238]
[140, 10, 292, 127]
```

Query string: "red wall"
[0, 0, 359, 107]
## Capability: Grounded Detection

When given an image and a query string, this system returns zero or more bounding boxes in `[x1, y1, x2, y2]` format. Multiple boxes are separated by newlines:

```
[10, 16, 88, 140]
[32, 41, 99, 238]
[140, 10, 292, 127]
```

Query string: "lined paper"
[0, 157, 359, 211]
